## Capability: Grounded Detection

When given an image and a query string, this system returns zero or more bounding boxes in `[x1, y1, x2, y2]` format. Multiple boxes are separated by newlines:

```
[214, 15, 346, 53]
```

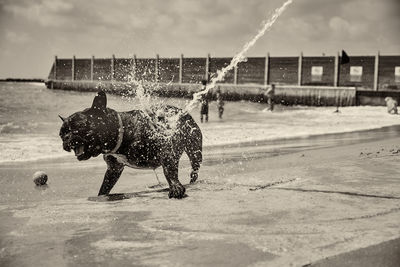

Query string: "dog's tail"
[179, 113, 202, 183]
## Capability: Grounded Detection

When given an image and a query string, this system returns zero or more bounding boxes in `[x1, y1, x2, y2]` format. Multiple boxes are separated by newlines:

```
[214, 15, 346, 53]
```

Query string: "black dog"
[59, 91, 202, 199]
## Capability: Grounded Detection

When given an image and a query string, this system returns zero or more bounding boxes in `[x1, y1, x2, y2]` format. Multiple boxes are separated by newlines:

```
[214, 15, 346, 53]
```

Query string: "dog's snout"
[63, 135, 88, 153]
[63, 142, 71, 152]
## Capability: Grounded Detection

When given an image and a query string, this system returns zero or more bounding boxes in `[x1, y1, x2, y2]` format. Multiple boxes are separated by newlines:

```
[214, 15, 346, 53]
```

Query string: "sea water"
[1, 82, 400, 164]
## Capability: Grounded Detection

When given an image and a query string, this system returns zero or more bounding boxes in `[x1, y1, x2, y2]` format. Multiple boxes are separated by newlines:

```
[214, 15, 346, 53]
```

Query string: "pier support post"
[72, 55, 75, 81]
[155, 54, 159, 82]
[264, 53, 270, 86]
[334, 52, 339, 87]
[54, 56, 57, 80]
[90, 56, 94, 81]
[374, 51, 379, 91]
[179, 54, 183, 84]
[298, 52, 303, 86]
[205, 53, 210, 81]
[111, 54, 115, 81]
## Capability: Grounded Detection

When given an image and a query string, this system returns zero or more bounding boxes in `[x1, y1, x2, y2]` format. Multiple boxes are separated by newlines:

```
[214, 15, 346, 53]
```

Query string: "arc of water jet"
[184, 0, 294, 113]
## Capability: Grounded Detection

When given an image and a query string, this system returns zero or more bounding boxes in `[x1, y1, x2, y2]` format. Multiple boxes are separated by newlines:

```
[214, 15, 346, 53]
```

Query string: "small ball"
[33, 171, 48, 186]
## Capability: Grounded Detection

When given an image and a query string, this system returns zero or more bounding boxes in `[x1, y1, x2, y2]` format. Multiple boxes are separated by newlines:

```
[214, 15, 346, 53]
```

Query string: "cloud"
[328, 16, 354, 40]
[339, 0, 399, 21]
[328, 16, 350, 33]
[2, 0, 74, 27]
[329, 16, 369, 39]
[276, 15, 327, 42]
[5, 30, 30, 44]
[326, 0, 399, 44]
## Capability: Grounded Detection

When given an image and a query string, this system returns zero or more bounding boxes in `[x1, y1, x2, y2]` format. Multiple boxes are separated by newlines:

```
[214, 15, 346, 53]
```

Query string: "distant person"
[199, 80, 209, 123]
[385, 97, 398, 114]
[216, 90, 224, 119]
[263, 84, 275, 111]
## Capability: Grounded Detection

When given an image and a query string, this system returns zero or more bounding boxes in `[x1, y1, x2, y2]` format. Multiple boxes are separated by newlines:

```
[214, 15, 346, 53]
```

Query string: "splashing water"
[121, 67, 181, 139]
[184, 0, 293, 113]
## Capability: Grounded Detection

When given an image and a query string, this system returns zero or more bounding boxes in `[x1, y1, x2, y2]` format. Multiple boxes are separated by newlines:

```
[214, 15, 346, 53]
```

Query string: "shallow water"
[1, 82, 400, 163]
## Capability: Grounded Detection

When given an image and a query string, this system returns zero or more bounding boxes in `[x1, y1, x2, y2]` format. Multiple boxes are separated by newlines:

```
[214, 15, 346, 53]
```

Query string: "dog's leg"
[187, 136, 202, 184]
[180, 116, 202, 184]
[98, 155, 124, 196]
[188, 147, 202, 184]
[162, 159, 185, 199]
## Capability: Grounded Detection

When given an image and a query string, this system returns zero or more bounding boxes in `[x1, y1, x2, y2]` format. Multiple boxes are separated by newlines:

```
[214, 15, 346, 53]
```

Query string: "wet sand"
[309, 237, 400, 267]
[1, 135, 400, 266]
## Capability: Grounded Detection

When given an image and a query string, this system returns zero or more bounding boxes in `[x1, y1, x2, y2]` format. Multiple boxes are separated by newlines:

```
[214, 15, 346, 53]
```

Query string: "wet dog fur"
[59, 91, 202, 199]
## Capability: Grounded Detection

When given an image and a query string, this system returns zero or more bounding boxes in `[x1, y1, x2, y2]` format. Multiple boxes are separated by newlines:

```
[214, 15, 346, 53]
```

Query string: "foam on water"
[200, 105, 400, 146]
[0, 134, 63, 163]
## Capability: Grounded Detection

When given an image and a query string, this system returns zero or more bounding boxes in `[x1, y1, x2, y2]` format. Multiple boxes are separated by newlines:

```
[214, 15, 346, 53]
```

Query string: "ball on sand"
[33, 171, 48, 186]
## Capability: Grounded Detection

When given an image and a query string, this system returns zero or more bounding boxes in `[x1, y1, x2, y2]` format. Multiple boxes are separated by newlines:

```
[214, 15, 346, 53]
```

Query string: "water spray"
[123, 69, 182, 140]
[184, 0, 293, 113]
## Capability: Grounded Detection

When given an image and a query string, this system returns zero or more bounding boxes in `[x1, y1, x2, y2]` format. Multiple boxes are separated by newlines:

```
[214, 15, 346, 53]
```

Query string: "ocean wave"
[0, 122, 25, 134]
[1, 105, 400, 163]
[0, 135, 68, 163]
[0, 121, 50, 134]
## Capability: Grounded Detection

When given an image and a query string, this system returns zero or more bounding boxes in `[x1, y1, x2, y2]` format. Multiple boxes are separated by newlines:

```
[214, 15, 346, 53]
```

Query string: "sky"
[0, 0, 399, 79]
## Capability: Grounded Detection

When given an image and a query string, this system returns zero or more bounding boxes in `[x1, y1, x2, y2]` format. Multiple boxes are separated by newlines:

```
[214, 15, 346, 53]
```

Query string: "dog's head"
[59, 91, 118, 161]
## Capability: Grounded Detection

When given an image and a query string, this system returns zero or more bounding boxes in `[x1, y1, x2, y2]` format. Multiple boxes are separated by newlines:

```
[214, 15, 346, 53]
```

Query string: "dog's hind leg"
[188, 148, 202, 184]
[187, 132, 202, 183]
[98, 155, 124, 196]
[162, 159, 185, 199]
[181, 116, 203, 184]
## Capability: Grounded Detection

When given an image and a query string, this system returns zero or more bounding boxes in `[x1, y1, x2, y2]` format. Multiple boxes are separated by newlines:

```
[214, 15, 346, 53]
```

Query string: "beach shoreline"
[2, 122, 400, 166]
[2, 82, 400, 165]
[1, 133, 400, 266]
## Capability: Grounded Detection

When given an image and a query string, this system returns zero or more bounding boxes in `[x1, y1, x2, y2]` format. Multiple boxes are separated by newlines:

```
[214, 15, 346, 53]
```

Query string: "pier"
[46, 53, 400, 106]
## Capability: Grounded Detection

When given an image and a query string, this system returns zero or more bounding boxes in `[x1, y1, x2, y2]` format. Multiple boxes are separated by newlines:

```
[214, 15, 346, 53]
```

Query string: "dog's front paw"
[190, 171, 198, 184]
[169, 183, 186, 199]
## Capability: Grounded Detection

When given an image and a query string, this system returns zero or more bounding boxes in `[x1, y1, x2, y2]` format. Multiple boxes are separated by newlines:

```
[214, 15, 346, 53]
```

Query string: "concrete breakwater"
[46, 80, 356, 106]
[46, 53, 400, 106]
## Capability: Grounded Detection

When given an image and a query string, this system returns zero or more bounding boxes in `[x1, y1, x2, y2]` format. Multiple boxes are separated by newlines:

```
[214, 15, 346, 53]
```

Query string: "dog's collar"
[104, 113, 124, 154]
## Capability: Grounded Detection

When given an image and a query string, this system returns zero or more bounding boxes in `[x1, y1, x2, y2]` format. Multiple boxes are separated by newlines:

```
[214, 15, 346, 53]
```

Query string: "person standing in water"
[216, 89, 224, 119]
[263, 84, 275, 111]
[199, 80, 209, 123]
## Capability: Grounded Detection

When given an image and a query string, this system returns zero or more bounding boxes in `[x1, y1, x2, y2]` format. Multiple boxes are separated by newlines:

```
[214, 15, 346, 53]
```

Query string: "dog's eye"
[72, 130, 79, 134]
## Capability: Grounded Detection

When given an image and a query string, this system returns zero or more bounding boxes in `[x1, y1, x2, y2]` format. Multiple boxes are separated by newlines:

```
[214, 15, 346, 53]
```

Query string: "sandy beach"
[1, 133, 399, 267]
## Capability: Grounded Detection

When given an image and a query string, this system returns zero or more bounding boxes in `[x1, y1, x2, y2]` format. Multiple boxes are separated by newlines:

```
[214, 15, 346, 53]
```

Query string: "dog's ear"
[91, 91, 107, 111]
[59, 115, 66, 122]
